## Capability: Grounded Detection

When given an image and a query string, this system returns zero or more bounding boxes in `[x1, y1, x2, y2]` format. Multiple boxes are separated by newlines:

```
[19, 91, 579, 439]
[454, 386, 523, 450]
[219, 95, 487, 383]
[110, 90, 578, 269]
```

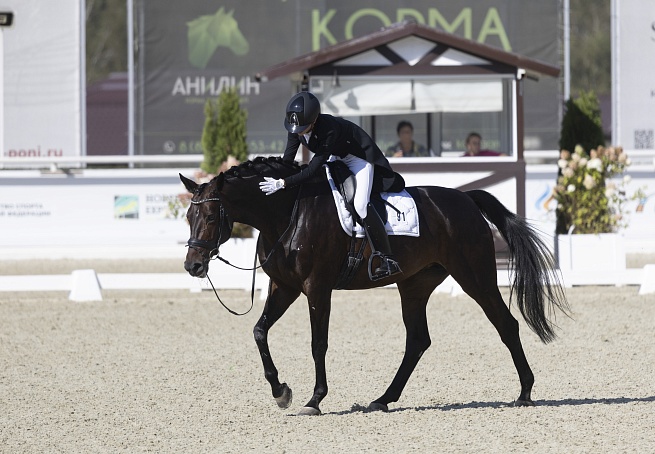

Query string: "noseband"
[186, 197, 229, 259]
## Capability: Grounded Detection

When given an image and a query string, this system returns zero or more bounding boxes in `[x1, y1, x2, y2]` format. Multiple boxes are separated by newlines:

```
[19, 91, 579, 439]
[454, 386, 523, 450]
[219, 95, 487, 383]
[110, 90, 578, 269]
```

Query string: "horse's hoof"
[297, 406, 321, 416]
[368, 402, 389, 412]
[513, 399, 535, 407]
[274, 383, 292, 409]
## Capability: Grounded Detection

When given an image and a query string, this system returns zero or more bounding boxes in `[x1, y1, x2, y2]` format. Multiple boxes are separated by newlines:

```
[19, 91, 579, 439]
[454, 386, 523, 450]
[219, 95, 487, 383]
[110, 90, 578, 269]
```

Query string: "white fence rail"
[0, 154, 204, 169]
[1, 149, 654, 168]
[1, 267, 653, 301]
[0, 270, 271, 300]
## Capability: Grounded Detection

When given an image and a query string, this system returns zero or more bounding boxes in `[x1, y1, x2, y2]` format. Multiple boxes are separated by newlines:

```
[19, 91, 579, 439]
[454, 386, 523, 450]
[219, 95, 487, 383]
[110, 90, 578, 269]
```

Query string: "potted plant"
[554, 144, 643, 271]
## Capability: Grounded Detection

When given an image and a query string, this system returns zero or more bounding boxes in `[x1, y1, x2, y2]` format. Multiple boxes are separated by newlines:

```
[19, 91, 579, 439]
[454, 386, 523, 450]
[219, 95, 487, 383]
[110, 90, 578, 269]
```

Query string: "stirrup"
[367, 252, 402, 281]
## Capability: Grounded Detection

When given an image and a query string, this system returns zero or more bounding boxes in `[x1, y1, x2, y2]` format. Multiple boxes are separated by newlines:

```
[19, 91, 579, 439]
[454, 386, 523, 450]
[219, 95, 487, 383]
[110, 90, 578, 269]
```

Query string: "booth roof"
[255, 20, 560, 82]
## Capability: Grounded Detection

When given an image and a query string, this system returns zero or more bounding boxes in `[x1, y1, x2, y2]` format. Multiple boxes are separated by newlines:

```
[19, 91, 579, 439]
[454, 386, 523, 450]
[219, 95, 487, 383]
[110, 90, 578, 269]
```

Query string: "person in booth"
[462, 132, 507, 157]
[258, 91, 404, 280]
[386, 120, 431, 157]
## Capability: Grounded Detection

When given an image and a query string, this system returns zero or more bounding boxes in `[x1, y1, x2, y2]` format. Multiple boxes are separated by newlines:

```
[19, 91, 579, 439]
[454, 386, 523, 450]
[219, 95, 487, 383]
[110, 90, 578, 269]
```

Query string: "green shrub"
[559, 90, 605, 154]
[201, 88, 248, 174]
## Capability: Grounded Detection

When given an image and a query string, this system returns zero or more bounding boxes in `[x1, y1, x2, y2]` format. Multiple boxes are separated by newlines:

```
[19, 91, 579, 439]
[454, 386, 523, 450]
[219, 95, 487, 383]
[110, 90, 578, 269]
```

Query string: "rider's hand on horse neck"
[259, 177, 285, 196]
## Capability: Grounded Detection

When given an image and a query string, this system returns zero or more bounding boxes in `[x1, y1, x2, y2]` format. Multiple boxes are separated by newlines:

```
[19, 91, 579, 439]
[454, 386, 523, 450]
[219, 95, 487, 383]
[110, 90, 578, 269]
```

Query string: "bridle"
[186, 195, 256, 316]
[186, 197, 228, 260]
[185, 190, 302, 316]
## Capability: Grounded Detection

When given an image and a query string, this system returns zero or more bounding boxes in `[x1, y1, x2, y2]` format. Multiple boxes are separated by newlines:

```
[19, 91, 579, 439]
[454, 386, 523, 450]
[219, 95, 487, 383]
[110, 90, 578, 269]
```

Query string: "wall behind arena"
[1, 164, 653, 260]
[2, 0, 84, 159]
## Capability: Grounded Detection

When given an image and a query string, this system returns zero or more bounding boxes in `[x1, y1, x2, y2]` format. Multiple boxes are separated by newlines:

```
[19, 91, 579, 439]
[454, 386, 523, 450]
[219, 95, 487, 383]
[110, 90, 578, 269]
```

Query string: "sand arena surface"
[1, 262, 654, 453]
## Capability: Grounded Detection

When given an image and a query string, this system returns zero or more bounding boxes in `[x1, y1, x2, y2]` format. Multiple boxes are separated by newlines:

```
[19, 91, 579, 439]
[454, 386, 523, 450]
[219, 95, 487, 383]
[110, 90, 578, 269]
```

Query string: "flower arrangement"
[554, 145, 642, 234]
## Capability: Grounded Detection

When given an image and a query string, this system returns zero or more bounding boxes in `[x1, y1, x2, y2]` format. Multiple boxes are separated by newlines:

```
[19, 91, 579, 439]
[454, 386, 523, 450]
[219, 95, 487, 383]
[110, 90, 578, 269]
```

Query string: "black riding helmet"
[284, 91, 320, 133]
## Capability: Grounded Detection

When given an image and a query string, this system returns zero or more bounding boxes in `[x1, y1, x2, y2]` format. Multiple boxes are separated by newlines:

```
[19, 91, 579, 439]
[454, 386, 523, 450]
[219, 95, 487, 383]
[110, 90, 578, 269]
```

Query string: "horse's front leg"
[253, 281, 300, 410]
[297, 289, 332, 416]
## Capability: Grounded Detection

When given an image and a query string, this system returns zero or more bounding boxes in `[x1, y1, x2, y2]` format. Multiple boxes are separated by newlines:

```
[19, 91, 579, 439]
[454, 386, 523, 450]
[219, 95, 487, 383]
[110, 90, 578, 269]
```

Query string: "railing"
[0, 154, 204, 171]
[1, 267, 653, 300]
[2, 149, 653, 170]
[523, 149, 655, 166]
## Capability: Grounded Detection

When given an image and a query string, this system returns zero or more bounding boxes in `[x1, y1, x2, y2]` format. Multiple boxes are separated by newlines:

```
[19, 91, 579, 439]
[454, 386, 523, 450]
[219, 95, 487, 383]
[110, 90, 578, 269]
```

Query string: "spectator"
[462, 132, 506, 157]
[386, 121, 431, 157]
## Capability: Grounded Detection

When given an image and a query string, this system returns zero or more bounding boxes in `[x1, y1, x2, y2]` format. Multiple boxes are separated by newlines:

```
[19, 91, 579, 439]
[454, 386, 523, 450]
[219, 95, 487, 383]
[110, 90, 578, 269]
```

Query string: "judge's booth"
[256, 21, 560, 217]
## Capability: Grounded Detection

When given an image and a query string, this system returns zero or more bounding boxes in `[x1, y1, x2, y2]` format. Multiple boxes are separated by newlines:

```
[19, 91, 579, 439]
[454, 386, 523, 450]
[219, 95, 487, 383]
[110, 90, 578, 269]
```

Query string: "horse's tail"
[465, 189, 569, 343]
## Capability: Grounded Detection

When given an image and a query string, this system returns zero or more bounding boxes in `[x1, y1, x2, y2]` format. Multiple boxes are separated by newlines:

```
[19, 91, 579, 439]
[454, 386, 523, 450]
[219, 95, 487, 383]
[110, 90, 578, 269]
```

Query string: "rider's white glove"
[259, 177, 285, 195]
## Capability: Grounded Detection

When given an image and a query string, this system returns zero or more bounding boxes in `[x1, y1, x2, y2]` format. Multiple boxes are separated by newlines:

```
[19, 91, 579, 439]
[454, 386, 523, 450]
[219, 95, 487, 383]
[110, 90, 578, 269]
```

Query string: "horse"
[180, 156, 569, 415]
[187, 7, 249, 69]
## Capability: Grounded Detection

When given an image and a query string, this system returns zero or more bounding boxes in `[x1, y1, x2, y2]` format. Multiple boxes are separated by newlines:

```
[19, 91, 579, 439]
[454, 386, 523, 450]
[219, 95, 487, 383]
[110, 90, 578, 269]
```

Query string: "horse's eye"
[207, 214, 216, 223]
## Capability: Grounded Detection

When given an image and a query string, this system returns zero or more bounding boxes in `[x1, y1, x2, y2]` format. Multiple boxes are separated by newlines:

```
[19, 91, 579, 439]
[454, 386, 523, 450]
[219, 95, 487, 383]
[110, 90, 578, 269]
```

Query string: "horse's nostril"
[185, 261, 205, 276]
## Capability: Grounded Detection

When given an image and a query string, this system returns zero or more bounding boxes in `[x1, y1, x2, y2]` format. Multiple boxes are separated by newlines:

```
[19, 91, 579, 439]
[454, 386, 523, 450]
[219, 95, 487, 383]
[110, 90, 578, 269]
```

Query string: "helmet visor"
[284, 111, 311, 134]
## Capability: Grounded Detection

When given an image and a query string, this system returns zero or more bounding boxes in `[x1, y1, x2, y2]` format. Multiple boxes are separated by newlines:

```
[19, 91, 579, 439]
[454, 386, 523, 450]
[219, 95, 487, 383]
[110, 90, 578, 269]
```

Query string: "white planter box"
[557, 233, 626, 272]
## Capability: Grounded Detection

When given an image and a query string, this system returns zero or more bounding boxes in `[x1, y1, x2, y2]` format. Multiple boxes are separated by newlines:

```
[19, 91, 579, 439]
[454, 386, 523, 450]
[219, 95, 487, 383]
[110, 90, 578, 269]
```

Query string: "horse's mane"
[212, 156, 304, 190]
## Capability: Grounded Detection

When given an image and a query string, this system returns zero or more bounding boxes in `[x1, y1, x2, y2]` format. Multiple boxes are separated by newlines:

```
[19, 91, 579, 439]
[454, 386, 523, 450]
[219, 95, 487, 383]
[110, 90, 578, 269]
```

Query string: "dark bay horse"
[181, 156, 568, 415]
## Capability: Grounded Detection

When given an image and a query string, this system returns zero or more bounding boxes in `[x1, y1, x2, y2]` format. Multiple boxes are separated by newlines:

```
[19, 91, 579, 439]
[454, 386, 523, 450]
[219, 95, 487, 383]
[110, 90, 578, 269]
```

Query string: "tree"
[559, 91, 605, 154]
[200, 88, 248, 174]
[86, 0, 127, 84]
[569, 0, 611, 97]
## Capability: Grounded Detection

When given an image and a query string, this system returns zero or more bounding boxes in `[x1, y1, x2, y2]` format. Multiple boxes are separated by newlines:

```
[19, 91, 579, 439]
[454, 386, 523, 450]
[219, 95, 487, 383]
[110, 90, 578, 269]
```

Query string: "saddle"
[325, 160, 419, 288]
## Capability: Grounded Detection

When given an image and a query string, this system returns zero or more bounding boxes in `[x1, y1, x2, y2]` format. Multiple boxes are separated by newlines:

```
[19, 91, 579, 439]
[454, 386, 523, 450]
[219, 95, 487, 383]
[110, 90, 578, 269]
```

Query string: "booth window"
[311, 76, 514, 157]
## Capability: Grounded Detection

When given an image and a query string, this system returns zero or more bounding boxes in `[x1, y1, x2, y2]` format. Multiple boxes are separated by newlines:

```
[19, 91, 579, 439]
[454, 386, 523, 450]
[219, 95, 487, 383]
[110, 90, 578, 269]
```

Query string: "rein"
[186, 190, 301, 316]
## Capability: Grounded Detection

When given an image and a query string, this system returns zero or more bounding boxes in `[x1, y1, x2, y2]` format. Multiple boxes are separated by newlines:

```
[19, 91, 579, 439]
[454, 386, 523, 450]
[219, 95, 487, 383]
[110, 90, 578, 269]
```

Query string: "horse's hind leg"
[451, 266, 535, 406]
[253, 280, 300, 410]
[370, 267, 447, 411]
[479, 290, 534, 406]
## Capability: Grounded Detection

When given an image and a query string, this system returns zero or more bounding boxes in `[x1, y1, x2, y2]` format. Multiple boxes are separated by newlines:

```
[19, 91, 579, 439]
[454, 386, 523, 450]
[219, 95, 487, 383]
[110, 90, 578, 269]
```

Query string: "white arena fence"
[1, 266, 653, 302]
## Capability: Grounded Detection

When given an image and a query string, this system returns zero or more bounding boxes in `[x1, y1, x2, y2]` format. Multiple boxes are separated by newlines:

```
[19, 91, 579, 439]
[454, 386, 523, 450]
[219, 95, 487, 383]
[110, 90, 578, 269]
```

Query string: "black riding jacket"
[282, 114, 405, 193]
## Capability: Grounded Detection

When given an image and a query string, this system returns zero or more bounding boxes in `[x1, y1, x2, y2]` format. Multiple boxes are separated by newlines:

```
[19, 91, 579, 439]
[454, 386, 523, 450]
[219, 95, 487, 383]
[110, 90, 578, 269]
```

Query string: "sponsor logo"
[187, 7, 250, 69]
[114, 195, 139, 219]
[5, 147, 63, 158]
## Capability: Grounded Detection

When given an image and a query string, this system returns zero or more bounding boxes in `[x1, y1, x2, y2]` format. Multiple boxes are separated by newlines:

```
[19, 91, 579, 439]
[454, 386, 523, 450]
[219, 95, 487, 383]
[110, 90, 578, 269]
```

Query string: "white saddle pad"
[325, 164, 420, 238]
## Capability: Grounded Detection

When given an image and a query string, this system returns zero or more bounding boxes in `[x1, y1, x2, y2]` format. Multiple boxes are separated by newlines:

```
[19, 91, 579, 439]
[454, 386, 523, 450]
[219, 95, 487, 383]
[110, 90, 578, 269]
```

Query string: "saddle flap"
[326, 161, 356, 203]
[326, 160, 358, 220]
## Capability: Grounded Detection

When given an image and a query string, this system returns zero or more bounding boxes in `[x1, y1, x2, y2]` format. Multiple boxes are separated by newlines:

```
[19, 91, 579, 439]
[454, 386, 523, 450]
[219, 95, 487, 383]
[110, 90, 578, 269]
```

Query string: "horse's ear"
[179, 174, 198, 193]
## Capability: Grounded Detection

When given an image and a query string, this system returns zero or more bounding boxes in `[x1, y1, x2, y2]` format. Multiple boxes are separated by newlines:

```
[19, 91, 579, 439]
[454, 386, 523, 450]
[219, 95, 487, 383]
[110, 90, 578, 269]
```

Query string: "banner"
[612, 0, 655, 149]
[2, 0, 83, 159]
[137, 1, 560, 155]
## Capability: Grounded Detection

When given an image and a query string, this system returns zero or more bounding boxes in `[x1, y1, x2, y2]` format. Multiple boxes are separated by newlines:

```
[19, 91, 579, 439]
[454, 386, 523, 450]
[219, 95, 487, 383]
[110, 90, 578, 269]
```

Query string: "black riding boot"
[362, 203, 402, 280]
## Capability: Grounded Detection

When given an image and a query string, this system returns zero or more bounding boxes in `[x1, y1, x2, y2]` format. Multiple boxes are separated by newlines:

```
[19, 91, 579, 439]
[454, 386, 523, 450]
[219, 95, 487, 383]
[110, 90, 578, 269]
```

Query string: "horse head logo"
[187, 7, 250, 69]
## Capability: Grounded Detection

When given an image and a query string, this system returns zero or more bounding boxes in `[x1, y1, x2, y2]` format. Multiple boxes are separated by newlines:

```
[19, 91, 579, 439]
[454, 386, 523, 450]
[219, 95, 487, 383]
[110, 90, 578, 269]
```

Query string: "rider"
[258, 91, 404, 279]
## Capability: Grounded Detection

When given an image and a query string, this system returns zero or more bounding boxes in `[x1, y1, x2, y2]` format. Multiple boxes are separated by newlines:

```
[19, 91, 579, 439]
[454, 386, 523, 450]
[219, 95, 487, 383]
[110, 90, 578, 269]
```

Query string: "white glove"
[259, 177, 285, 195]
